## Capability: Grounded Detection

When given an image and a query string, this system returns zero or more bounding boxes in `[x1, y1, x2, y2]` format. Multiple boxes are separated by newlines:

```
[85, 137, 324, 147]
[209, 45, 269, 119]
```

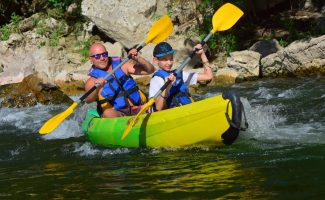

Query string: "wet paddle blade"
[211, 3, 244, 33]
[38, 102, 78, 134]
[121, 98, 155, 140]
[145, 15, 173, 44]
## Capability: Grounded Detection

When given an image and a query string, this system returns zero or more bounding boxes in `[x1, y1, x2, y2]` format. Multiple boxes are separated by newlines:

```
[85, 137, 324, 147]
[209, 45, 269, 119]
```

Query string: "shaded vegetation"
[197, 0, 325, 57]
[197, 0, 247, 55]
[0, 0, 324, 59]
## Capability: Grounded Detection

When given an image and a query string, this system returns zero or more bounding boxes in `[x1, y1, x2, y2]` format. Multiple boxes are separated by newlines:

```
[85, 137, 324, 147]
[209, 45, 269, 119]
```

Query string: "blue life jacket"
[88, 57, 146, 113]
[153, 69, 193, 108]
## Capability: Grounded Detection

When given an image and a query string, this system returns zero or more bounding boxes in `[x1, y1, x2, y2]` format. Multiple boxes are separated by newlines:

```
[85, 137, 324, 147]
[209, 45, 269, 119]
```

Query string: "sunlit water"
[0, 76, 324, 199]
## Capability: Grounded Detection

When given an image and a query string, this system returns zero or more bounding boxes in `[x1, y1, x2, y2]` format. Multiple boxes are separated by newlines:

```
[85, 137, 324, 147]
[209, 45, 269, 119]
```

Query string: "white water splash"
[254, 87, 273, 100]
[42, 101, 94, 140]
[241, 97, 286, 139]
[10, 146, 24, 157]
[277, 89, 297, 98]
[69, 142, 131, 157]
[0, 104, 55, 132]
[240, 97, 325, 144]
[0, 95, 94, 140]
[273, 122, 325, 143]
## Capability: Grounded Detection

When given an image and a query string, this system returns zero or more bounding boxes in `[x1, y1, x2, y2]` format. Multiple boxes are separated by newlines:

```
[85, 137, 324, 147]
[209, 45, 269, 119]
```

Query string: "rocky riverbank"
[0, 0, 324, 107]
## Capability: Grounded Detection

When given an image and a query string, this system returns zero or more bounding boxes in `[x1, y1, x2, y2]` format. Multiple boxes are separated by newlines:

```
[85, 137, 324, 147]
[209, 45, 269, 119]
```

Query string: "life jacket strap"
[170, 92, 193, 107]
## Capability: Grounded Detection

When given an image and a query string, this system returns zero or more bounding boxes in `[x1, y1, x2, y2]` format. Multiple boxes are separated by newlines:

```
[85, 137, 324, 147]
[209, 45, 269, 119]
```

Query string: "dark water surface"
[0, 76, 324, 199]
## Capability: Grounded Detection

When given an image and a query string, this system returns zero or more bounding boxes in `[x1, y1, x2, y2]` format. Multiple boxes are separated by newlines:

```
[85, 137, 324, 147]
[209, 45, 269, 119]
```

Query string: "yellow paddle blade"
[38, 102, 78, 134]
[144, 15, 173, 44]
[121, 98, 155, 140]
[211, 3, 244, 33]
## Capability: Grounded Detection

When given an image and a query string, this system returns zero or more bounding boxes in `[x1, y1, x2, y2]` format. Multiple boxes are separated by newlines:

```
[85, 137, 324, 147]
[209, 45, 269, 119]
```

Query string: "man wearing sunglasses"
[85, 42, 155, 118]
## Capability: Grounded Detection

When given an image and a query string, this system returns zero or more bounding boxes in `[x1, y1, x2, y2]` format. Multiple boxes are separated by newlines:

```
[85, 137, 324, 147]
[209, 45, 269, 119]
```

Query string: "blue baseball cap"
[153, 42, 176, 58]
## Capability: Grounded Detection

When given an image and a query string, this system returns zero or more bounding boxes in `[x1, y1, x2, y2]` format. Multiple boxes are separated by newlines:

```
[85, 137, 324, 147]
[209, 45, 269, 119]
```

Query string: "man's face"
[89, 45, 109, 69]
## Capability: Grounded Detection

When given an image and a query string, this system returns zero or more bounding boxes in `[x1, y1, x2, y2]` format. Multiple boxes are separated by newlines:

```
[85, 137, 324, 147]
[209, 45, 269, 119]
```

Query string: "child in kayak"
[149, 42, 213, 111]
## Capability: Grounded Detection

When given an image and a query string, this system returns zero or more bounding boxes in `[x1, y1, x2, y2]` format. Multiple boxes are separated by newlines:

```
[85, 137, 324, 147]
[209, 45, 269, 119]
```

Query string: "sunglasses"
[90, 51, 108, 59]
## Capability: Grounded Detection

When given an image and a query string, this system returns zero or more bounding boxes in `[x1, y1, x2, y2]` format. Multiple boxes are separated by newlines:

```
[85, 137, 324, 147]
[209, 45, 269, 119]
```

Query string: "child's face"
[153, 54, 174, 71]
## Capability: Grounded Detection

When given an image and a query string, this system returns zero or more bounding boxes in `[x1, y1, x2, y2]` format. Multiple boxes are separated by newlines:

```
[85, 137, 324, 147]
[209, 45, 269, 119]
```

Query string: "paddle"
[121, 3, 244, 140]
[38, 15, 173, 135]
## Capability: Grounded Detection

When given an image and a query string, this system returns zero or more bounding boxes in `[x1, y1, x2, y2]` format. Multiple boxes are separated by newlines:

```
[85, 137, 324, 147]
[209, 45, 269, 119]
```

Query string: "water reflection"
[85, 150, 268, 199]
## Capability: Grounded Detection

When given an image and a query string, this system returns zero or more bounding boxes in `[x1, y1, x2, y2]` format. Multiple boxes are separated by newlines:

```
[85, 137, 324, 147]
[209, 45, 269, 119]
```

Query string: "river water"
[0, 76, 324, 199]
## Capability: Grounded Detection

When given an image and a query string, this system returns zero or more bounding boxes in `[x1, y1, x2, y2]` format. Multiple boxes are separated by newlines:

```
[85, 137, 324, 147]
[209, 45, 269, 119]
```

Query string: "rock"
[7, 33, 24, 46]
[81, 0, 157, 47]
[67, 3, 78, 15]
[227, 50, 261, 80]
[55, 80, 86, 96]
[261, 35, 325, 77]
[0, 74, 73, 108]
[214, 68, 239, 84]
[66, 52, 83, 64]
[249, 39, 283, 58]
[104, 42, 124, 57]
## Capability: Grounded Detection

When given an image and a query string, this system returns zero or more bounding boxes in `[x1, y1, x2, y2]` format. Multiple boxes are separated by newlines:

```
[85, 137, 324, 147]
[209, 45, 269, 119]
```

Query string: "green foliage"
[167, 5, 173, 17]
[73, 21, 83, 36]
[151, 14, 161, 22]
[49, 0, 74, 11]
[36, 21, 48, 36]
[0, 12, 22, 41]
[49, 23, 66, 47]
[0, 25, 10, 41]
[283, 17, 299, 41]
[306, 24, 325, 38]
[76, 38, 92, 62]
[37, 41, 46, 49]
[197, 0, 246, 55]
[219, 33, 237, 54]
[10, 12, 22, 33]
[32, 18, 40, 26]
[280, 16, 325, 44]
[48, 0, 82, 20]
[278, 38, 288, 47]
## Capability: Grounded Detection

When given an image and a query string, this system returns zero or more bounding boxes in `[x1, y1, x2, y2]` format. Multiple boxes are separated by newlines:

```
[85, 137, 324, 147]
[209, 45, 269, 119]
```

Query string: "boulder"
[249, 39, 283, 58]
[0, 74, 73, 108]
[261, 35, 325, 77]
[227, 50, 261, 80]
[81, 0, 157, 48]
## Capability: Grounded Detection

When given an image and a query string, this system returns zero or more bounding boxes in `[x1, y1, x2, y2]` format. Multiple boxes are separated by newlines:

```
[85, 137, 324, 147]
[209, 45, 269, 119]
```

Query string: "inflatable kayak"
[82, 91, 246, 148]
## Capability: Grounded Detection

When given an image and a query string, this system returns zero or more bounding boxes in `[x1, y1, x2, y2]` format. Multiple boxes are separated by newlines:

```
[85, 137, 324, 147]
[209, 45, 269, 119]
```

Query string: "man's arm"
[84, 77, 105, 103]
[124, 48, 155, 75]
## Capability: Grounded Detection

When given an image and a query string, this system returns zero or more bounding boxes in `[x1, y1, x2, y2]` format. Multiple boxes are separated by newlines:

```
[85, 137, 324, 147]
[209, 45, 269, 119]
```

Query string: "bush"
[0, 12, 22, 41]
[197, 0, 247, 55]
[0, 25, 10, 41]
